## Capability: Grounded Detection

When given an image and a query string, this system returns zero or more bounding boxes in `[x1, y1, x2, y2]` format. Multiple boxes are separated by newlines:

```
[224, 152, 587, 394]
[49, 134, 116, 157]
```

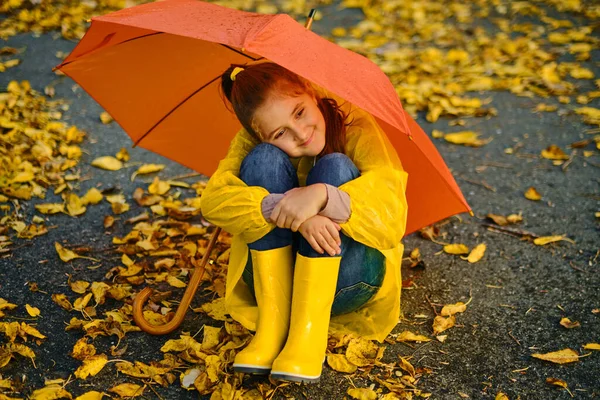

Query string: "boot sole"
[270, 371, 320, 383]
[233, 364, 271, 375]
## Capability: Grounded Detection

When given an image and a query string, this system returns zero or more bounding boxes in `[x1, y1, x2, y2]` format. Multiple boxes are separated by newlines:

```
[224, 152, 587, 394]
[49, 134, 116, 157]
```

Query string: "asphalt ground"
[0, 2, 599, 399]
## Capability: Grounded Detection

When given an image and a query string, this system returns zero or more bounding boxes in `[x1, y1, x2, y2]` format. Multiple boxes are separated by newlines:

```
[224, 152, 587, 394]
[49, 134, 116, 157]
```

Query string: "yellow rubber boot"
[233, 245, 293, 374]
[270, 253, 341, 383]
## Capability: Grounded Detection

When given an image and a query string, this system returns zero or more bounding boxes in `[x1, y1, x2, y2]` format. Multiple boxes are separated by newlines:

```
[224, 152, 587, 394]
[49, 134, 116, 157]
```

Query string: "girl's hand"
[298, 215, 342, 256]
[270, 184, 327, 231]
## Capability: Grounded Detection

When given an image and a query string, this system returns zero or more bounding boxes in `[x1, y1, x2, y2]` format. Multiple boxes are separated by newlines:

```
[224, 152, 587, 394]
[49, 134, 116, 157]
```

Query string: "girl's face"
[253, 90, 326, 158]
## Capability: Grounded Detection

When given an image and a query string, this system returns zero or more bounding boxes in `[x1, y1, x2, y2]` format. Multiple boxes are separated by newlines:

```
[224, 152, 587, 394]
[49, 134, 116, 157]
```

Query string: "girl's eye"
[296, 108, 304, 118]
[274, 129, 285, 139]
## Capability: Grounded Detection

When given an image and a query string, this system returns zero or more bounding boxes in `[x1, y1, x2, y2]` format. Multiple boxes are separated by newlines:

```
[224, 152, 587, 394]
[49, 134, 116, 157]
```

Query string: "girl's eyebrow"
[267, 102, 303, 139]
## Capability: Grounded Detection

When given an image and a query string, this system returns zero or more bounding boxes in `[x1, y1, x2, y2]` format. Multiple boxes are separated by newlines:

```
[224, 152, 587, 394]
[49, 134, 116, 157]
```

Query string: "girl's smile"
[253, 91, 326, 158]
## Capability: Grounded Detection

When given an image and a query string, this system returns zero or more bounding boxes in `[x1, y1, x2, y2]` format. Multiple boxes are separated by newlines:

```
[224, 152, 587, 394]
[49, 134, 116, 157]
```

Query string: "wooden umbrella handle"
[132, 227, 222, 335]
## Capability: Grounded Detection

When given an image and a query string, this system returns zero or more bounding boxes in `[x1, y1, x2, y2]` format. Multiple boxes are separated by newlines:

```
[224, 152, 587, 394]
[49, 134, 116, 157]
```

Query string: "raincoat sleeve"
[339, 110, 409, 250]
[200, 129, 274, 244]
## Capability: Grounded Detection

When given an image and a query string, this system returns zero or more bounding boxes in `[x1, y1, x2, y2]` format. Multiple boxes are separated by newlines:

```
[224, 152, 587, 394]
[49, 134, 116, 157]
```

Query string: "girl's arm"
[338, 111, 409, 250]
[200, 129, 274, 244]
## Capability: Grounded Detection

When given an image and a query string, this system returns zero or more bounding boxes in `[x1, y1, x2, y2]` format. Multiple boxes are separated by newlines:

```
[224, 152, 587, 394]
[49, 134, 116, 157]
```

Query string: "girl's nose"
[295, 126, 311, 143]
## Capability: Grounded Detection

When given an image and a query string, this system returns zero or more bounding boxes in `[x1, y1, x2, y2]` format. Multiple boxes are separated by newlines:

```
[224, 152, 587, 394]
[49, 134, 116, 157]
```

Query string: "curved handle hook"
[132, 227, 222, 335]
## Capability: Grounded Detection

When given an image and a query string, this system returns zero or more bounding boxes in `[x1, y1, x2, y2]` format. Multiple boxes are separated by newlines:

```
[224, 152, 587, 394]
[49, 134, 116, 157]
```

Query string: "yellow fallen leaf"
[25, 304, 40, 317]
[161, 335, 203, 353]
[443, 244, 469, 255]
[197, 297, 228, 321]
[465, 243, 486, 263]
[115, 147, 129, 161]
[524, 187, 542, 201]
[431, 129, 444, 138]
[11, 171, 34, 183]
[7, 343, 36, 361]
[541, 145, 569, 160]
[532, 348, 579, 364]
[166, 275, 187, 288]
[75, 391, 104, 400]
[546, 377, 568, 388]
[346, 337, 382, 367]
[326, 354, 358, 373]
[583, 343, 600, 350]
[131, 164, 165, 181]
[507, 213, 523, 224]
[71, 338, 97, 361]
[74, 354, 108, 380]
[205, 354, 221, 382]
[444, 131, 489, 147]
[433, 315, 456, 335]
[399, 357, 415, 376]
[570, 67, 594, 79]
[395, 330, 431, 342]
[91, 156, 122, 171]
[109, 383, 145, 397]
[66, 193, 87, 217]
[441, 302, 467, 317]
[20, 323, 46, 339]
[69, 280, 90, 294]
[533, 235, 575, 245]
[29, 385, 72, 400]
[91, 282, 110, 305]
[111, 202, 130, 215]
[347, 388, 377, 400]
[148, 177, 170, 195]
[73, 293, 93, 311]
[81, 188, 103, 205]
[534, 103, 558, 112]
[0, 298, 18, 313]
[35, 203, 65, 214]
[559, 317, 580, 329]
[51, 294, 73, 311]
[100, 112, 113, 124]
[55, 242, 98, 262]
[201, 326, 221, 350]
[0, 350, 12, 369]
[495, 393, 509, 400]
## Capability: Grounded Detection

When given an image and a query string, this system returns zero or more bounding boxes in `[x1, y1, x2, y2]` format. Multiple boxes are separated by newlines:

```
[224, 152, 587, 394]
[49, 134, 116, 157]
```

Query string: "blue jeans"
[239, 143, 385, 316]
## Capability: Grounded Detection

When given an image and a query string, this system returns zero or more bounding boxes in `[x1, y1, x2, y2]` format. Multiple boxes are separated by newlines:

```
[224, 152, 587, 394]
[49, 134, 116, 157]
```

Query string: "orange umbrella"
[55, 0, 471, 236]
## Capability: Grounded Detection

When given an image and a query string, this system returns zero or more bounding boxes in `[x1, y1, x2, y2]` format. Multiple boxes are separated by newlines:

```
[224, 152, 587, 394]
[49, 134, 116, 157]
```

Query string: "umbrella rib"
[133, 74, 222, 147]
[56, 32, 164, 70]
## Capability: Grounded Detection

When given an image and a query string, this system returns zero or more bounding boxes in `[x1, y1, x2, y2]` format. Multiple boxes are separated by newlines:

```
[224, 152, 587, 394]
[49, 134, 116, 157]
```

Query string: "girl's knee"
[307, 152, 360, 187]
[240, 143, 298, 191]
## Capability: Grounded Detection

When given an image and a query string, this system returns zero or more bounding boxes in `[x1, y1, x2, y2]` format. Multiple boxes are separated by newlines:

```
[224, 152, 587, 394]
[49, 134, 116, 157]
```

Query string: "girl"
[200, 62, 408, 383]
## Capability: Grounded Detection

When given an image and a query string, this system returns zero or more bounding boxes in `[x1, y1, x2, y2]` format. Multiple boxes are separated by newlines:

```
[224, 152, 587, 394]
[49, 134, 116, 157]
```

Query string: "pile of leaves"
[331, 0, 599, 127]
[0, 80, 90, 254]
[0, 0, 153, 40]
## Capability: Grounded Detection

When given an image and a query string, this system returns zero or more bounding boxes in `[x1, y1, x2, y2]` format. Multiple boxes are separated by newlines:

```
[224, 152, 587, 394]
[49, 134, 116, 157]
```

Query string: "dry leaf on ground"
[532, 348, 579, 364]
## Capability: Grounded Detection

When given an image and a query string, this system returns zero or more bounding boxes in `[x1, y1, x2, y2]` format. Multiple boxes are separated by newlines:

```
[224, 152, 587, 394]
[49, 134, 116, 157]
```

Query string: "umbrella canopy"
[56, 0, 471, 235]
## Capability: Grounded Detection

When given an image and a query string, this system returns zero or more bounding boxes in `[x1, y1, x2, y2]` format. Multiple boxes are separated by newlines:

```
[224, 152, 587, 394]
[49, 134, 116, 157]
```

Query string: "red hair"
[220, 62, 350, 155]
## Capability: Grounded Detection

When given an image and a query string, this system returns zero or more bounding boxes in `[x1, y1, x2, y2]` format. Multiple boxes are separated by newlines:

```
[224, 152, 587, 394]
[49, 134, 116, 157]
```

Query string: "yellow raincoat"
[200, 100, 408, 342]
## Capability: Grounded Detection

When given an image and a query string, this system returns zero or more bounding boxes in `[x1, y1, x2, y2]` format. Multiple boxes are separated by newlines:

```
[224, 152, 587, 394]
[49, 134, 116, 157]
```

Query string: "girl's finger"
[316, 233, 337, 257]
[270, 204, 281, 224]
[291, 218, 303, 232]
[307, 235, 324, 254]
[322, 229, 341, 255]
[325, 224, 342, 251]
[276, 214, 288, 229]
